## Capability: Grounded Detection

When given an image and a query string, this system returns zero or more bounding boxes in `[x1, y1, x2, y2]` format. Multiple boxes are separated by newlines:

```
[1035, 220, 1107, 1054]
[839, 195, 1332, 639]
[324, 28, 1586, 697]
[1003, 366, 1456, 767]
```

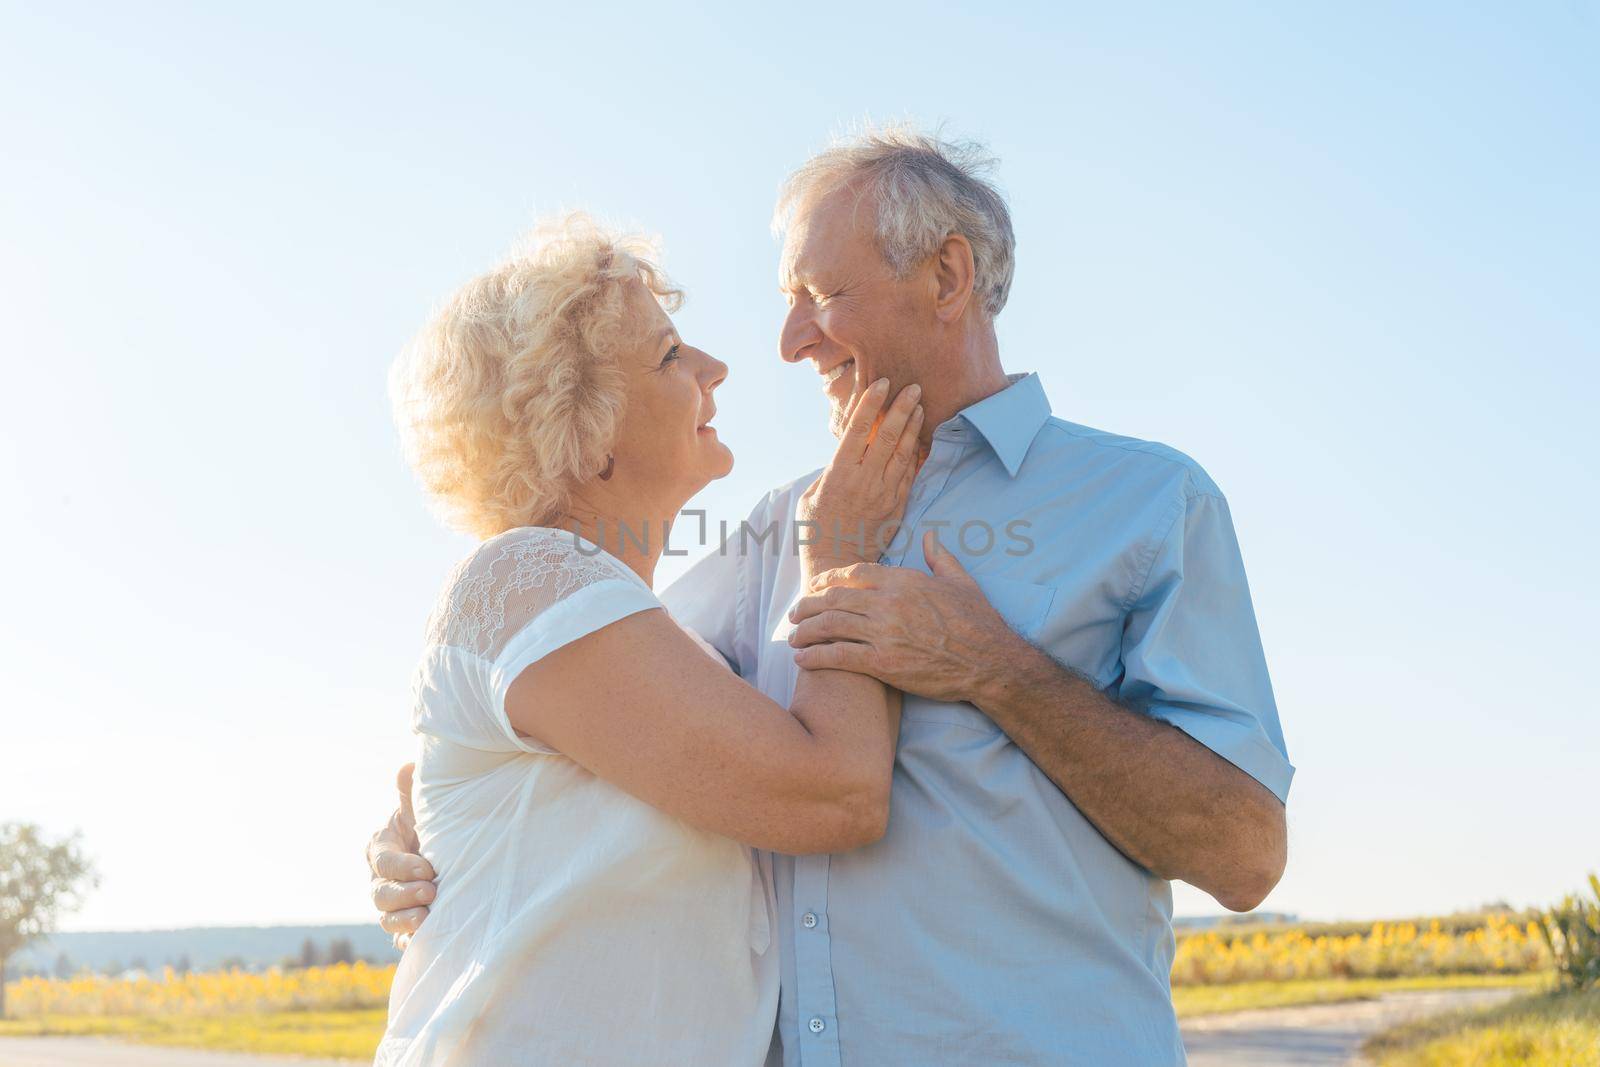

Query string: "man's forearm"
[786, 542, 1288, 908]
[972, 641, 1286, 911]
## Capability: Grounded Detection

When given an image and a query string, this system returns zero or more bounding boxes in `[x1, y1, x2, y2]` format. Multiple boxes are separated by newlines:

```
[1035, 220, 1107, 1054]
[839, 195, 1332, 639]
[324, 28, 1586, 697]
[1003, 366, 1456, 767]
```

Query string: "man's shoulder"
[1033, 416, 1222, 500]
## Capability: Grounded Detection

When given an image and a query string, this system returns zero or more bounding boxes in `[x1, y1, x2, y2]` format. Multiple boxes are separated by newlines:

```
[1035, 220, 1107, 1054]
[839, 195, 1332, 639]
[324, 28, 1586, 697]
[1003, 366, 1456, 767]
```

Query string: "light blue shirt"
[662, 372, 1293, 1066]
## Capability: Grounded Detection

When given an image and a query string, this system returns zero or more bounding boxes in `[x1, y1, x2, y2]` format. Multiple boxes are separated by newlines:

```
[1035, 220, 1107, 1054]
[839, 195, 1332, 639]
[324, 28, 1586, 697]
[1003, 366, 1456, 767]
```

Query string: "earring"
[598, 454, 615, 481]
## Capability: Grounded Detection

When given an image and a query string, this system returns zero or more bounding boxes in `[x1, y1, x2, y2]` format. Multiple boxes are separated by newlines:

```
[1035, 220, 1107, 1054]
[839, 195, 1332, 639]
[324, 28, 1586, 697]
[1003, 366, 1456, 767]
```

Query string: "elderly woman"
[376, 215, 923, 1066]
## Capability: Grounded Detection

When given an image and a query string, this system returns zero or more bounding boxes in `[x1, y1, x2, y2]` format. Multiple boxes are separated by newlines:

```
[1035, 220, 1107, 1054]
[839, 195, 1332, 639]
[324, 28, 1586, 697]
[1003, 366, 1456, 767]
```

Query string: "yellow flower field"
[0, 914, 1559, 1064]
[4, 962, 395, 1018]
[1172, 914, 1552, 986]
[0, 916, 1555, 1023]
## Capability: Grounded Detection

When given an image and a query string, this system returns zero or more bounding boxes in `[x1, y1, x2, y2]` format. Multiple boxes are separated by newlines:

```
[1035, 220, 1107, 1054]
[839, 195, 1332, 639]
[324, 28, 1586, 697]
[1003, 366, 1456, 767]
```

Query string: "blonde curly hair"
[391, 213, 683, 538]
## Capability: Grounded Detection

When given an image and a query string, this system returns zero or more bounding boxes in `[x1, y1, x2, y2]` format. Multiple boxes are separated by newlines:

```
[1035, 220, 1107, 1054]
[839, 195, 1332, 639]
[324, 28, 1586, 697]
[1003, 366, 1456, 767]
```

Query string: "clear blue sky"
[2, 2, 1594, 931]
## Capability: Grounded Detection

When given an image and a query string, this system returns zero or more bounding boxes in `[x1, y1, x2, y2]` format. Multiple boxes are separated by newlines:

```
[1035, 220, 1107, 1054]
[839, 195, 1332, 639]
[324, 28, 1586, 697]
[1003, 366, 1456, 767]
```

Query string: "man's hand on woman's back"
[367, 763, 437, 950]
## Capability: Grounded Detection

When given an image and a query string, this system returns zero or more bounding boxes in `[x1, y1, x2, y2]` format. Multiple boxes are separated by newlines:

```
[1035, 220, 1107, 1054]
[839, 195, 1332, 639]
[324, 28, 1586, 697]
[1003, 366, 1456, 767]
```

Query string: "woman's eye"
[660, 344, 680, 367]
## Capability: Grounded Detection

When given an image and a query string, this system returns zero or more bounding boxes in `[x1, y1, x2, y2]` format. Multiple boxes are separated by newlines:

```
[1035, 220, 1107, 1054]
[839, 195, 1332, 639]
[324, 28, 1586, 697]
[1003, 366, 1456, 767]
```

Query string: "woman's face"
[607, 281, 733, 508]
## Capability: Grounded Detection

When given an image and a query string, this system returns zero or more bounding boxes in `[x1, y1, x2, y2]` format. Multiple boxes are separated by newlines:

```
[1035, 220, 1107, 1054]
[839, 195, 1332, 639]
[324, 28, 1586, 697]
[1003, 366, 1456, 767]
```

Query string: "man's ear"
[933, 232, 977, 323]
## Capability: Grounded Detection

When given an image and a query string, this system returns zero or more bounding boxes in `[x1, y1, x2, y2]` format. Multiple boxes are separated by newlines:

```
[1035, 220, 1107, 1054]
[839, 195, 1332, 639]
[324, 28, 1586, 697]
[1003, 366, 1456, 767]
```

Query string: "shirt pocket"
[901, 574, 1056, 733]
[972, 573, 1056, 639]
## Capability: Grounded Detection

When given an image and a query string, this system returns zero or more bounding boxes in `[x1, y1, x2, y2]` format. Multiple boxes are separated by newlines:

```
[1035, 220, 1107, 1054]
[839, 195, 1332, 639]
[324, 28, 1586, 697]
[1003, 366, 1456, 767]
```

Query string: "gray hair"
[773, 124, 1016, 318]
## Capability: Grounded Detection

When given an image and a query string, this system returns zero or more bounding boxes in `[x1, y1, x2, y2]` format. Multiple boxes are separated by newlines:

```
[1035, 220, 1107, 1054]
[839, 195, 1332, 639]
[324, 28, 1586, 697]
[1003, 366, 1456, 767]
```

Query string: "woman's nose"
[701, 351, 728, 390]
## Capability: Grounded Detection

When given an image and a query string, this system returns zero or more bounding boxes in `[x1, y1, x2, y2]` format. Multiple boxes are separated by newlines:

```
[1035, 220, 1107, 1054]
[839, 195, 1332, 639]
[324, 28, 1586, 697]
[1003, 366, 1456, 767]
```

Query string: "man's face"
[778, 187, 933, 436]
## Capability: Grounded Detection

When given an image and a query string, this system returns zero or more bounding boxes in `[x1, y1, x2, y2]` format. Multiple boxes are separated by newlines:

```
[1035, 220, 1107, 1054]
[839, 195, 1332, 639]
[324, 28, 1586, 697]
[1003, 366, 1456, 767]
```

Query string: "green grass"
[1364, 984, 1600, 1066]
[0, 1009, 386, 1060]
[1172, 972, 1551, 1019]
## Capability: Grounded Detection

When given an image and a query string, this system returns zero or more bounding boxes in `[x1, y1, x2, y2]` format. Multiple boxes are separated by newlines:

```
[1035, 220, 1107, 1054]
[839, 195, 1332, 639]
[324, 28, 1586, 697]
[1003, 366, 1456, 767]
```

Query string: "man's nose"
[779, 303, 820, 364]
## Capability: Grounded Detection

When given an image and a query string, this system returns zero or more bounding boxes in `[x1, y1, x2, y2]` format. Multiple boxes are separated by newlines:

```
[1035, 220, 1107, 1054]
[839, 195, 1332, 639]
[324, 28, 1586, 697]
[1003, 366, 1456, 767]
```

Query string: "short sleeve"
[430, 528, 661, 754]
[1119, 493, 1295, 802]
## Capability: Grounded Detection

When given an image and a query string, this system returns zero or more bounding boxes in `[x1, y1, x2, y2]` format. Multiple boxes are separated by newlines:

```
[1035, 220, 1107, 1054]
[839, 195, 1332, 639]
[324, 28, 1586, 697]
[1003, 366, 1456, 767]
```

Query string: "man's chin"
[827, 396, 854, 439]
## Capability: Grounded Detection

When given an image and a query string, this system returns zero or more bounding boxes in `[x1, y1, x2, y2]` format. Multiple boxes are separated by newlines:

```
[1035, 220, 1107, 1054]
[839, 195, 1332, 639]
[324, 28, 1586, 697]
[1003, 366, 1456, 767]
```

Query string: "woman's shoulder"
[449, 526, 642, 592]
[424, 527, 653, 654]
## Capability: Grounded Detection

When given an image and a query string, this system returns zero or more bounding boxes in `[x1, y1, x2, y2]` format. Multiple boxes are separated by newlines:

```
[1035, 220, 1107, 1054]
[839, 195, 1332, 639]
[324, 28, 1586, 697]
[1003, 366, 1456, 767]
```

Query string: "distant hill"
[1173, 911, 1299, 932]
[9, 924, 401, 976]
[1171, 908, 1537, 940]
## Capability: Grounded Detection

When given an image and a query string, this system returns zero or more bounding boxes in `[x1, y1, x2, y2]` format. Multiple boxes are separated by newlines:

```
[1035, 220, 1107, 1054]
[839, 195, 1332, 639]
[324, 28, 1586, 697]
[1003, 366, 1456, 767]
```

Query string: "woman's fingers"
[838, 378, 890, 463]
[887, 404, 924, 492]
[858, 408, 921, 564]
[861, 383, 922, 480]
[838, 380, 871, 426]
[802, 376, 925, 569]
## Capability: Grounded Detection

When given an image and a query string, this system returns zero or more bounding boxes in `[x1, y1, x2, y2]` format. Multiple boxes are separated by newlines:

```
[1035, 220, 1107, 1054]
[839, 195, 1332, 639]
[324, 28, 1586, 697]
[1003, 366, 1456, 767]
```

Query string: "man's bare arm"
[967, 640, 1286, 910]
[789, 531, 1287, 911]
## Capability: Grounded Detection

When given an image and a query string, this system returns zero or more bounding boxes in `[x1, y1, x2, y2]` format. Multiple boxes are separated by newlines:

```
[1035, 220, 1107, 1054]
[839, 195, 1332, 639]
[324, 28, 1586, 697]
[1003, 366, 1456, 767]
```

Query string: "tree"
[52, 952, 73, 980]
[326, 937, 355, 965]
[297, 937, 320, 969]
[0, 823, 97, 1017]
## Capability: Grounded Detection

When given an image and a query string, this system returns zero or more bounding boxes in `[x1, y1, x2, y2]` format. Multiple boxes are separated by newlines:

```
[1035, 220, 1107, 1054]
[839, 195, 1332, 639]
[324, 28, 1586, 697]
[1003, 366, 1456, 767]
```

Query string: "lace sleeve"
[427, 527, 662, 753]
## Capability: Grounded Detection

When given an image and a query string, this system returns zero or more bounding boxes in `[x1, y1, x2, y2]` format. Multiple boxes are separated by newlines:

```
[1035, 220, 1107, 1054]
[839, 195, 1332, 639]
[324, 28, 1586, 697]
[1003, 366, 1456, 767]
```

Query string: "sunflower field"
[4, 961, 395, 1018]
[1172, 913, 1552, 986]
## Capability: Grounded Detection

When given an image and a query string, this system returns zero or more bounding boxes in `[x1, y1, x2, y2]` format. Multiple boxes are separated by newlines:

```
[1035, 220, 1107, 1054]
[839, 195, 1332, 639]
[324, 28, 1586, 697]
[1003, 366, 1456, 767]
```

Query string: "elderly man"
[370, 128, 1292, 1065]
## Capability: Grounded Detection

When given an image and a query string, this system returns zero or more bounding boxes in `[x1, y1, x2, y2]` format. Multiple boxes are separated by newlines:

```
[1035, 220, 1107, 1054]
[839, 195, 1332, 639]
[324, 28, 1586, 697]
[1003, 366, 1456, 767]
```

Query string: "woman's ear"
[933, 232, 977, 323]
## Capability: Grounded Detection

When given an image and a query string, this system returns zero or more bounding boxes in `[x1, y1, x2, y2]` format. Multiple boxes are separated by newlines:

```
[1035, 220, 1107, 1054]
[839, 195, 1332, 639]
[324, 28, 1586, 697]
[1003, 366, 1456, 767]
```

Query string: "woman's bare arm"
[368, 380, 923, 937]
[507, 607, 899, 853]
[509, 380, 922, 854]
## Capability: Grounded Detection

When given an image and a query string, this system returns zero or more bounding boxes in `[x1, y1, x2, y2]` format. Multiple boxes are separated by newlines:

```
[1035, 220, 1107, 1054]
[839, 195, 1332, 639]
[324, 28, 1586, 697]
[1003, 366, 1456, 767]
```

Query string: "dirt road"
[0, 1038, 353, 1067]
[0, 987, 1523, 1066]
[1180, 986, 1520, 1065]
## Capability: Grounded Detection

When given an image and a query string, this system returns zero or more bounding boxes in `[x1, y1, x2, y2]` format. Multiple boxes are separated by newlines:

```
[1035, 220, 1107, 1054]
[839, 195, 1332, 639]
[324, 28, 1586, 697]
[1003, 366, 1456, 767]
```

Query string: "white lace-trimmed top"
[376, 527, 779, 1067]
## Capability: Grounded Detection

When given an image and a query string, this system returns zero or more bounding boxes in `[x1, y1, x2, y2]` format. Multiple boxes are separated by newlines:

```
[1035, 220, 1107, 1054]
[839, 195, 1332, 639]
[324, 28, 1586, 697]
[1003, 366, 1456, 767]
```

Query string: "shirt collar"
[954, 372, 1052, 478]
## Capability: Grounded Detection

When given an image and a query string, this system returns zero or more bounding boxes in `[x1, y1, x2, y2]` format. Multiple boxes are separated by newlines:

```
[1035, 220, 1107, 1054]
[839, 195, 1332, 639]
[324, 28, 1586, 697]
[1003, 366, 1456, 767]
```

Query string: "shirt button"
[802, 912, 818, 929]
[809, 1017, 826, 1034]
